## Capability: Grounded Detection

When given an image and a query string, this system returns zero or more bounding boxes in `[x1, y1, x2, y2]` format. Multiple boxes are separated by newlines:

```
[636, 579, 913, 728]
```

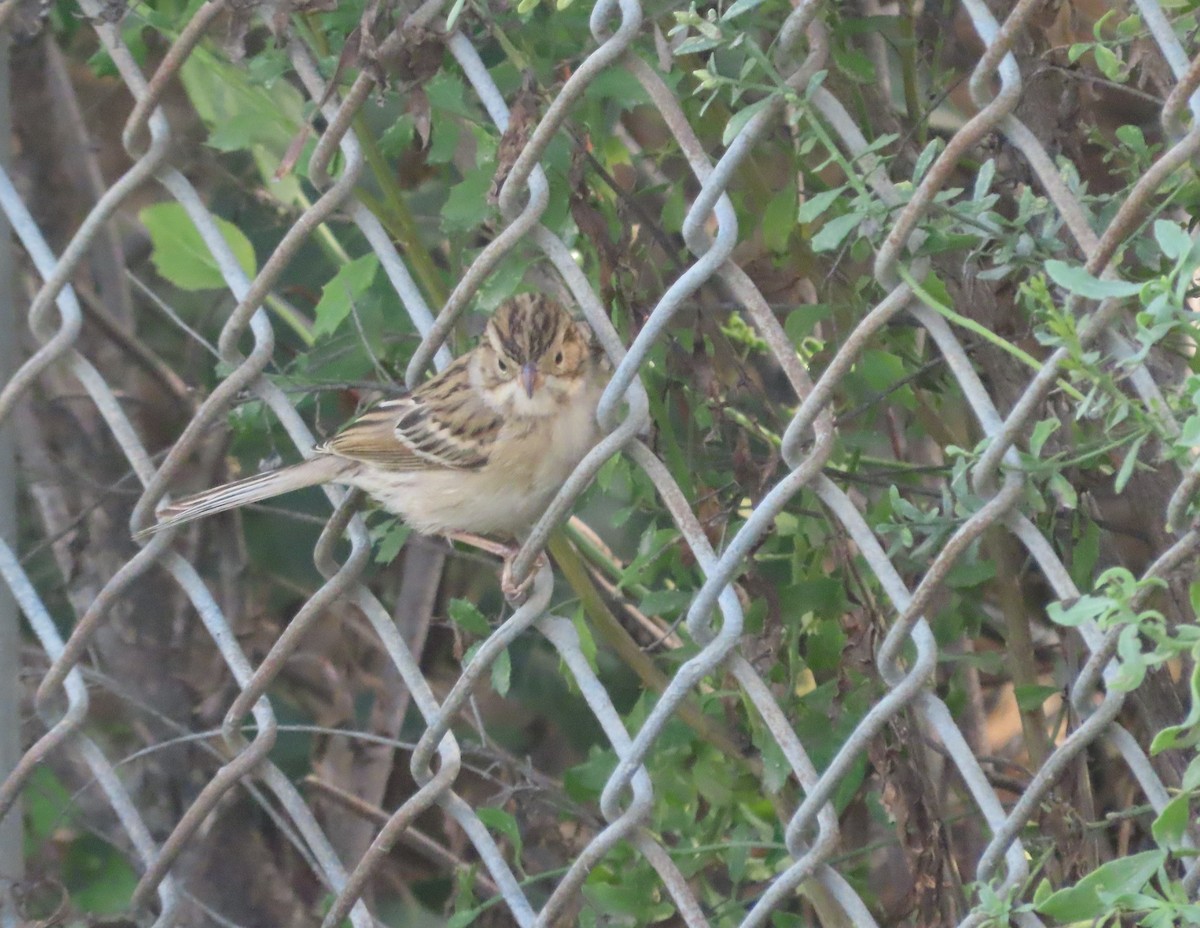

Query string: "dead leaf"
[379, 24, 446, 84]
[313, 24, 362, 111]
[408, 87, 432, 149]
[489, 73, 539, 204]
[572, 198, 615, 291]
[276, 123, 313, 179]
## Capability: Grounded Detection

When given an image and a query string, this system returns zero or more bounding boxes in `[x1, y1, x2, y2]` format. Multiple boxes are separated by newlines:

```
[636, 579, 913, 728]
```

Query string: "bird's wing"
[318, 360, 500, 471]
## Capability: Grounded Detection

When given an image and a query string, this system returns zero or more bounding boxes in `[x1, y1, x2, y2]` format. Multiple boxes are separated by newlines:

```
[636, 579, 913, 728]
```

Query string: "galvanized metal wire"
[2, 0, 1198, 924]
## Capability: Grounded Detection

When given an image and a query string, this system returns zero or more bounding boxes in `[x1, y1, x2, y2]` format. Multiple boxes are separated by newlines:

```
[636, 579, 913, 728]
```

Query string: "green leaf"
[810, 211, 862, 253]
[373, 521, 411, 564]
[1091, 10, 1119, 39]
[379, 116, 415, 157]
[564, 747, 617, 802]
[140, 203, 257, 291]
[639, 589, 692, 616]
[722, 0, 769, 20]
[207, 113, 276, 153]
[65, 834, 138, 913]
[1152, 792, 1190, 851]
[662, 184, 686, 232]
[763, 182, 797, 253]
[491, 647, 511, 697]
[25, 767, 72, 839]
[1116, 12, 1142, 37]
[428, 119, 462, 164]
[425, 72, 474, 119]
[584, 867, 675, 919]
[1048, 472, 1078, 510]
[804, 613, 848, 673]
[179, 48, 306, 160]
[785, 304, 831, 342]
[912, 138, 942, 183]
[1029, 417, 1060, 457]
[442, 167, 496, 232]
[946, 559, 996, 589]
[1046, 594, 1110, 627]
[1154, 219, 1194, 262]
[757, 730, 790, 794]
[798, 186, 845, 223]
[1114, 432, 1148, 494]
[1089, 847, 1165, 892]
[692, 749, 734, 805]
[312, 254, 379, 338]
[449, 599, 491, 636]
[1183, 753, 1200, 792]
[1151, 661, 1200, 752]
[1037, 883, 1099, 922]
[1044, 260, 1142, 299]
[585, 68, 651, 109]
[1013, 684, 1060, 712]
[675, 34, 724, 56]
[571, 607, 598, 670]
[973, 158, 996, 201]
[1116, 123, 1146, 149]
[1035, 850, 1166, 921]
[446, 909, 483, 928]
[476, 806, 523, 858]
[723, 96, 775, 146]
[833, 46, 876, 84]
[1093, 44, 1123, 81]
[1179, 415, 1200, 447]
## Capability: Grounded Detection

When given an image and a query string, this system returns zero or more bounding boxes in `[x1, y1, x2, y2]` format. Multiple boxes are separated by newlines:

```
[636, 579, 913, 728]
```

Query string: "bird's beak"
[520, 362, 539, 398]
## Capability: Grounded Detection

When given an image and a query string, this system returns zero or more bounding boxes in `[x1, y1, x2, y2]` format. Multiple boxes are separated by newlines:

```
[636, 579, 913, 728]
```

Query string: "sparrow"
[141, 294, 608, 596]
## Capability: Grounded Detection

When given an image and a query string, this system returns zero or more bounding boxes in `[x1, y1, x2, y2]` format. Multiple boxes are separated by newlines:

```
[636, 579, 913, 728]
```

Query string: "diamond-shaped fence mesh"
[2, 0, 1200, 925]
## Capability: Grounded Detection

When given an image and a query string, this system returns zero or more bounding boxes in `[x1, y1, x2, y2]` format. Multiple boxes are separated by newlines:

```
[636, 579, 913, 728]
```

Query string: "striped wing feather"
[319, 364, 499, 471]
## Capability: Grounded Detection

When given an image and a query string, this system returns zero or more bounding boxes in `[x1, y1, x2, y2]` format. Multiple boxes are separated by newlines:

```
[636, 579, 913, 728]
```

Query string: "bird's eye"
[497, 358, 509, 373]
[554, 351, 564, 365]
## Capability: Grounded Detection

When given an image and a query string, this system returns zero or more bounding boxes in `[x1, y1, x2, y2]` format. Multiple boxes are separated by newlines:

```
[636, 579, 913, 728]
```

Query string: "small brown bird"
[143, 294, 608, 595]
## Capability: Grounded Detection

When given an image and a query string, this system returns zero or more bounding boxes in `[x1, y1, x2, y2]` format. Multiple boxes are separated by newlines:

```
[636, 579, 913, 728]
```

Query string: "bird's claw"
[500, 551, 548, 603]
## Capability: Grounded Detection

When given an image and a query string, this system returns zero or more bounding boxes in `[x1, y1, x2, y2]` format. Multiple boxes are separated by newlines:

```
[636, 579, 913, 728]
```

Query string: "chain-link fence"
[2, 0, 1200, 924]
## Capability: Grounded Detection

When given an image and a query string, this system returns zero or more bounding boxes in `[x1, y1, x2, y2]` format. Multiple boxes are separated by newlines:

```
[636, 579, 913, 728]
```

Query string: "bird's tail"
[137, 456, 348, 537]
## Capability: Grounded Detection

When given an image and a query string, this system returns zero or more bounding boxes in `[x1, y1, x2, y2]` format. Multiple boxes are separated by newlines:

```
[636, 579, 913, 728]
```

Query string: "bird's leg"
[446, 532, 513, 560]
[446, 533, 547, 601]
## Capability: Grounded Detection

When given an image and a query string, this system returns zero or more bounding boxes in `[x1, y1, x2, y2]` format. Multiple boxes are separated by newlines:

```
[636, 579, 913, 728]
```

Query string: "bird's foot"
[500, 551, 548, 603]
[447, 533, 546, 602]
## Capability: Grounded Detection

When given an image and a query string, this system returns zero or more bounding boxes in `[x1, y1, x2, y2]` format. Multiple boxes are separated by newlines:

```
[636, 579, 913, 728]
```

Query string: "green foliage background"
[13, 0, 1200, 924]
